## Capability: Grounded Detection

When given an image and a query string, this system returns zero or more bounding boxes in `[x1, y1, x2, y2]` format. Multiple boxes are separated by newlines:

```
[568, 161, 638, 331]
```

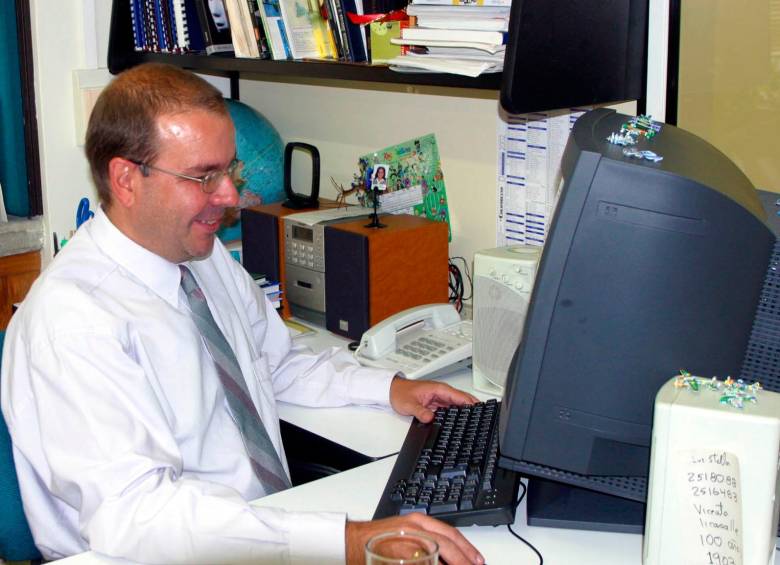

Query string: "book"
[246, 0, 272, 58]
[224, 0, 255, 57]
[405, 4, 509, 16]
[259, 281, 281, 294]
[142, 0, 159, 51]
[353, 0, 368, 59]
[400, 26, 507, 45]
[256, 0, 293, 59]
[130, 0, 145, 51]
[329, 0, 353, 60]
[172, 0, 191, 51]
[155, 0, 176, 51]
[183, 0, 206, 51]
[369, 19, 406, 64]
[339, 0, 367, 62]
[388, 53, 493, 77]
[414, 16, 508, 32]
[194, 0, 235, 54]
[284, 318, 316, 338]
[265, 290, 282, 302]
[324, 0, 349, 60]
[410, 0, 511, 6]
[391, 36, 505, 54]
[277, 0, 337, 59]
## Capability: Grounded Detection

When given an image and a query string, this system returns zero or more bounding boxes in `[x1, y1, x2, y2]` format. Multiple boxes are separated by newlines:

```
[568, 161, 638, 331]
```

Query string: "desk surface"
[278, 322, 494, 459]
[51, 324, 780, 564]
[54, 455, 780, 564]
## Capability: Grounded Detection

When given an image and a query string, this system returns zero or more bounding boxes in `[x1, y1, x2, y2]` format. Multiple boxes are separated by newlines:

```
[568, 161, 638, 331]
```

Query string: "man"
[1, 63, 484, 564]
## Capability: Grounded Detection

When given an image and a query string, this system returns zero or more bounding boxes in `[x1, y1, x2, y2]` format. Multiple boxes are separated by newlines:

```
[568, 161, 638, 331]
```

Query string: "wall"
[238, 79, 501, 263]
[28, 0, 516, 267]
[678, 0, 780, 193]
[30, 0, 106, 264]
[30, 2, 636, 272]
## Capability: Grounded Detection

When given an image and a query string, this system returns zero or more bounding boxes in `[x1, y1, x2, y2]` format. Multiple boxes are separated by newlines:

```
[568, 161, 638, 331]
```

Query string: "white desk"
[278, 323, 494, 459]
[50, 325, 780, 564]
[252, 457, 645, 565]
[55, 454, 780, 565]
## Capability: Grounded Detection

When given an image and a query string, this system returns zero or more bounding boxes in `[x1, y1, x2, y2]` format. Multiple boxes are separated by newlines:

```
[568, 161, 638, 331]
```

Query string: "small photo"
[371, 164, 388, 191]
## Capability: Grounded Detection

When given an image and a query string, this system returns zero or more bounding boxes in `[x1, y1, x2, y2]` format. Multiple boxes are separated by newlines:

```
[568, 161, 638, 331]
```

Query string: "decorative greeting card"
[357, 134, 452, 239]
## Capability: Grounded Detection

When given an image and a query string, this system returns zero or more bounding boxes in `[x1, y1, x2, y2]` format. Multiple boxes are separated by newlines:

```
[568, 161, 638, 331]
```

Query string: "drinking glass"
[365, 530, 439, 565]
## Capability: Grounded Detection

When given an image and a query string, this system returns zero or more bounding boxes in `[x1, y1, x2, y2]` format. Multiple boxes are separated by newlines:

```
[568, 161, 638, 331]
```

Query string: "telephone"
[355, 303, 472, 380]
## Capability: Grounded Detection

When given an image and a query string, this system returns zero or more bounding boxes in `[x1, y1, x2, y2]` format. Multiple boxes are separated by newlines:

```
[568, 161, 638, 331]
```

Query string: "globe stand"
[365, 186, 386, 229]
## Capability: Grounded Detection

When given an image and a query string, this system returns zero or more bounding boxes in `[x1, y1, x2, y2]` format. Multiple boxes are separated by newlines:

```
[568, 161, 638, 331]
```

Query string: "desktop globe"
[218, 98, 285, 242]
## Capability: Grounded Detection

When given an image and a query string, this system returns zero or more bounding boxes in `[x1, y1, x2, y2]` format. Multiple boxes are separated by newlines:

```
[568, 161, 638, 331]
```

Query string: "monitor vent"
[507, 460, 648, 502]
[740, 237, 780, 392]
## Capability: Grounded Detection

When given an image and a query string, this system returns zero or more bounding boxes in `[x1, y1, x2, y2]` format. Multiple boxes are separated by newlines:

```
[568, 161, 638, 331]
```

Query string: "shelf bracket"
[229, 72, 239, 101]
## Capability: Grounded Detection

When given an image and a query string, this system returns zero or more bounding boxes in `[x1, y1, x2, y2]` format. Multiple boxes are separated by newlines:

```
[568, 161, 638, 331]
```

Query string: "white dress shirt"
[1, 207, 397, 563]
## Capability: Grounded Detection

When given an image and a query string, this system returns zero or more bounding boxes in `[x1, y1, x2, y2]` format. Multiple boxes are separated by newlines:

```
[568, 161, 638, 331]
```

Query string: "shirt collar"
[87, 206, 183, 307]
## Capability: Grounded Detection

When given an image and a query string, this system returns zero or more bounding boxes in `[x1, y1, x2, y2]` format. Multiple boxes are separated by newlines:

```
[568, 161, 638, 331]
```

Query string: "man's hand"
[389, 377, 480, 423]
[346, 514, 484, 565]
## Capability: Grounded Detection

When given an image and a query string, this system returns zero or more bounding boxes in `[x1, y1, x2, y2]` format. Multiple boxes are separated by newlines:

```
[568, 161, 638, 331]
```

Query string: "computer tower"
[644, 377, 780, 564]
[472, 245, 541, 394]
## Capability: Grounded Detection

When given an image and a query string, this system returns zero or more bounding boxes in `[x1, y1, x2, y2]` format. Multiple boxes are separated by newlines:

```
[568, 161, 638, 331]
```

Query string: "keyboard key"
[429, 501, 459, 514]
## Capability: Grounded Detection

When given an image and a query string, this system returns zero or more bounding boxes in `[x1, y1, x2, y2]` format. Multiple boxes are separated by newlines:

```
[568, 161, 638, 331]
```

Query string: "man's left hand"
[389, 376, 480, 423]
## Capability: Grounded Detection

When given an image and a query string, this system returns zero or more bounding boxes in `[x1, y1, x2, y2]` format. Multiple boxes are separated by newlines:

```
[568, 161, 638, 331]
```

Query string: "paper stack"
[389, 0, 510, 77]
[252, 273, 283, 310]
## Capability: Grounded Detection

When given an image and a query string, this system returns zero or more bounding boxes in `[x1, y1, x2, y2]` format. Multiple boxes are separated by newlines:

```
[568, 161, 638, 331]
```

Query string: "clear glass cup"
[365, 530, 439, 565]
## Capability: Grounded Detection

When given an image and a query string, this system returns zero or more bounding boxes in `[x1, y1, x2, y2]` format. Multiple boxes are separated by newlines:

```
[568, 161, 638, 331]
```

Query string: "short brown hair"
[85, 63, 227, 207]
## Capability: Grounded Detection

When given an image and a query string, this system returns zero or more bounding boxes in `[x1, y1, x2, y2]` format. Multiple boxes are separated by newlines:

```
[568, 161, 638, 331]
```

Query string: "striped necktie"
[180, 265, 291, 494]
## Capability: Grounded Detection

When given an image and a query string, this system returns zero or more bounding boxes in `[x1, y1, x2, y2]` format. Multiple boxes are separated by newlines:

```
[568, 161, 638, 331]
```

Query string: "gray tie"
[180, 265, 291, 494]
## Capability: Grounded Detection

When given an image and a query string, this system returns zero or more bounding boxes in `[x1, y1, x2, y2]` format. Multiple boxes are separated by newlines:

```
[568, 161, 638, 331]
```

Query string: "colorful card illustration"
[358, 134, 452, 240]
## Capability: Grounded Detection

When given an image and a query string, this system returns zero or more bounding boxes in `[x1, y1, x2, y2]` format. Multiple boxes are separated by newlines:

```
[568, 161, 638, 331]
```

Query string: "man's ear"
[107, 157, 139, 208]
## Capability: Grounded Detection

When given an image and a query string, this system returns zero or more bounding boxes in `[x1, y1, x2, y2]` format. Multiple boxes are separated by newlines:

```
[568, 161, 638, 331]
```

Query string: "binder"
[339, 0, 366, 62]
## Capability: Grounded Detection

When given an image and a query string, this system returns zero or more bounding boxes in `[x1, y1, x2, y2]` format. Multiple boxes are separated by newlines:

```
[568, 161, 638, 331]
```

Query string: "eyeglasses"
[131, 158, 242, 194]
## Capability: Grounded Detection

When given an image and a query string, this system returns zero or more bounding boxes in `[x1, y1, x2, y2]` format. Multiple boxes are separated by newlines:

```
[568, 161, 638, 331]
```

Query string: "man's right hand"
[346, 514, 484, 565]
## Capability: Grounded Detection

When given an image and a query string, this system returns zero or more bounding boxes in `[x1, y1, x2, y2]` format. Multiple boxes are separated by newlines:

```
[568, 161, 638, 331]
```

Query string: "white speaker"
[472, 245, 542, 395]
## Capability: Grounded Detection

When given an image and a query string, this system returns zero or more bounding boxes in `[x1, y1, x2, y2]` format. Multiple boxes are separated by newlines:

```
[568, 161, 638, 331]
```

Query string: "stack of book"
[252, 273, 283, 310]
[388, 0, 510, 77]
[126, 0, 337, 61]
[129, 0, 212, 53]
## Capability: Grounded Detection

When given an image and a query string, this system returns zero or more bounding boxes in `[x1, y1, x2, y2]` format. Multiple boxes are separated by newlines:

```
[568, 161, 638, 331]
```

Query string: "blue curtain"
[0, 0, 31, 217]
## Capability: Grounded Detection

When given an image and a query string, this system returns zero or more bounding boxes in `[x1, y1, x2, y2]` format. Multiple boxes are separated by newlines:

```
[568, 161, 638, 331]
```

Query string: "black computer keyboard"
[373, 399, 521, 527]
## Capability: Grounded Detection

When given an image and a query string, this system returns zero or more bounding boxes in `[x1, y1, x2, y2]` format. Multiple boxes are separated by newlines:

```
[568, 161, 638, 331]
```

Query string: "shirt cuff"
[284, 510, 347, 564]
[344, 365, 398, 407]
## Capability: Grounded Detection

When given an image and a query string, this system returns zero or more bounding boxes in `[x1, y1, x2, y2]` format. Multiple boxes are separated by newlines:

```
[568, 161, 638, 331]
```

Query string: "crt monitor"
[497, 108, 777, 532]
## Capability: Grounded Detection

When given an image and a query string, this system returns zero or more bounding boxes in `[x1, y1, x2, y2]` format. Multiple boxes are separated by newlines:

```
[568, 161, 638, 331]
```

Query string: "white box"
[644, 376, 780, 565]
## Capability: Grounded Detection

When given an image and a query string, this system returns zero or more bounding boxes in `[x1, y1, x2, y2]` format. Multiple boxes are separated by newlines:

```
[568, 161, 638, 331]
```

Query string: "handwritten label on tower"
[678, 449, 742, 565]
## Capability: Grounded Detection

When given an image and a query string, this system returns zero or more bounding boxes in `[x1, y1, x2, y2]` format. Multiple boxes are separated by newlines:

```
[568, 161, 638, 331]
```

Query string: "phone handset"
[358, 303, 461, 360]
[356, 303, 472, 380]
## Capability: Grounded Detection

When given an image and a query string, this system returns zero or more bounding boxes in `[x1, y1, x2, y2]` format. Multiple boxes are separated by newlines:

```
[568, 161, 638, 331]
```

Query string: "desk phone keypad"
[392, 323, 472, 370]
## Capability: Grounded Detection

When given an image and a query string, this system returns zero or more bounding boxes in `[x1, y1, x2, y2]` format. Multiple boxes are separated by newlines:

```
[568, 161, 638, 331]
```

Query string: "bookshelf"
[108, 0, 647, 113]
[108, 0, 501, 91]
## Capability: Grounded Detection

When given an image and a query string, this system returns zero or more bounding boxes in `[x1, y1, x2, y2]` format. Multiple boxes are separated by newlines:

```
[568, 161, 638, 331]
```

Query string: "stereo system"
[472, 245, 542, 394]
[241, 203, 449, 341]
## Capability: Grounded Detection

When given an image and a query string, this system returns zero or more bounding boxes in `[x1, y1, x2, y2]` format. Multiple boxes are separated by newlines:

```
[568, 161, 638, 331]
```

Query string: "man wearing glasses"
[1, 63, 484, 565]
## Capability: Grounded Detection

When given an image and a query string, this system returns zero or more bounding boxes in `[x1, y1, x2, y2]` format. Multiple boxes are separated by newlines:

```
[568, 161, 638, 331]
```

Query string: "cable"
[448, 256, 472, 313]
[448, 262, 464, 312]
[449, 256, 473, 302]
[507, 480, 544, 565]
[448, 263, 463, 312]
